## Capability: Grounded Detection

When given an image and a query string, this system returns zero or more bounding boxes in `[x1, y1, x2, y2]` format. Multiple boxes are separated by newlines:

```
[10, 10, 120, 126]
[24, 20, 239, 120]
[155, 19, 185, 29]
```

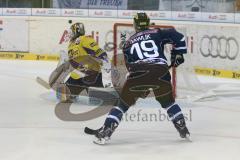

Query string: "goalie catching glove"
[171, 53, 184, 67]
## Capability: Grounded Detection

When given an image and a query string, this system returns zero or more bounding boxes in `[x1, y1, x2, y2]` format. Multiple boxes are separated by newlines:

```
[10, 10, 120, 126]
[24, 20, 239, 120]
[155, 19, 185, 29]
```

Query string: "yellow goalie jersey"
[68, 35, 106, 73]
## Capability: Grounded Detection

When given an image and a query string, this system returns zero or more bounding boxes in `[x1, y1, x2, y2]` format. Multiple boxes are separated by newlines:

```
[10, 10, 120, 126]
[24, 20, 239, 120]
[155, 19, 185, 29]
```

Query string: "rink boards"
[1, 16, 240, 80]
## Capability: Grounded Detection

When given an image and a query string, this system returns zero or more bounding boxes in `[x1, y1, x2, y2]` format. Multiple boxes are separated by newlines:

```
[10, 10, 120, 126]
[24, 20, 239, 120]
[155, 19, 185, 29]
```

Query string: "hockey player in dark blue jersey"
[89, 12, 190, 145]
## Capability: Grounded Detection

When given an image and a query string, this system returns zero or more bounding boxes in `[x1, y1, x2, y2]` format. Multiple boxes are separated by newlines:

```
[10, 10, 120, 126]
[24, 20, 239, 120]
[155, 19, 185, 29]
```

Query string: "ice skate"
[174, 119, 191, 140]
[93, 124, 117, 145]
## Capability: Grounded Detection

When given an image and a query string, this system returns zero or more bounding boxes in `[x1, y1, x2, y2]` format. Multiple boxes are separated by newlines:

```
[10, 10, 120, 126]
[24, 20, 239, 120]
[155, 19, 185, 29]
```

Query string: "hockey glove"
[171, 54, 184, 67]
[120, 32, 126, 42]
[119, 33, 127, 49]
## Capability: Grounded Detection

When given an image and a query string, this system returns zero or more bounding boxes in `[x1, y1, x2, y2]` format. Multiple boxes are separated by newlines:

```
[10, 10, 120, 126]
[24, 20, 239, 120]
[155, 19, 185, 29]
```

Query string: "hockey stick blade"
[84, 127, 109, 145]
[36, 76, 51, 89]
[84, 127, 98, 135]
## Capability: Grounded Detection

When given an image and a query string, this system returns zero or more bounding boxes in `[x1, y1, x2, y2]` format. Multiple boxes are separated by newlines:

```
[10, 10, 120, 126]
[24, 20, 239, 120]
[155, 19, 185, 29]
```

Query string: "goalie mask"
[133, 12, 150, 32]
[70, 22, 85, 40]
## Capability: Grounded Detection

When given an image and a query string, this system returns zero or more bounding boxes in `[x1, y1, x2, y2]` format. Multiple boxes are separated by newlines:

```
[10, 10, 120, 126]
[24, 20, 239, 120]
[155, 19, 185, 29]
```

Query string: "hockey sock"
[104, 103, 129, 128]
[165, 103, 185, 123]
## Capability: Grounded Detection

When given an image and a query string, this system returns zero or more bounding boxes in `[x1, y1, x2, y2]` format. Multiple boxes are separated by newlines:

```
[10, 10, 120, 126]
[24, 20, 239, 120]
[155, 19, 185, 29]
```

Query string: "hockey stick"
[36, 76, 51, 89]
[36, 62, 73, 90]
[84, 127, 99, 135]
[84, 65, 174, 134]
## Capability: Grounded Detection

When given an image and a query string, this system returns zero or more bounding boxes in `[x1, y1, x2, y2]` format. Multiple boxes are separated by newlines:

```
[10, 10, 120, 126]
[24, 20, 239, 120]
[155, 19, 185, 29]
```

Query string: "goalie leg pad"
[56, 84, 72, 102]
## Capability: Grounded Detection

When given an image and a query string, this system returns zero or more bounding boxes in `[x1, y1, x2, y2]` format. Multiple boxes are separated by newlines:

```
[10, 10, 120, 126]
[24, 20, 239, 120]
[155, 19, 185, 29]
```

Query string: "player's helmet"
[70, 22, 85, 40]
[133, 12, 150, 32]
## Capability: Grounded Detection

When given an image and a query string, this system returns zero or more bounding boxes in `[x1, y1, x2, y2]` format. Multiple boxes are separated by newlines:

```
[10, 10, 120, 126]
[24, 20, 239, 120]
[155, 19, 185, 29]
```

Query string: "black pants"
[119, 63, 174, 108]
[66, 70, 104, 96]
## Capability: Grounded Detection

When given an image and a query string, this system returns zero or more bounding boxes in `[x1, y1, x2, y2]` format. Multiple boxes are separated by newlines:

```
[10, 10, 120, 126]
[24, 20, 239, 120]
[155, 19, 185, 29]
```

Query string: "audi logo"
[200, 35, 239, 60]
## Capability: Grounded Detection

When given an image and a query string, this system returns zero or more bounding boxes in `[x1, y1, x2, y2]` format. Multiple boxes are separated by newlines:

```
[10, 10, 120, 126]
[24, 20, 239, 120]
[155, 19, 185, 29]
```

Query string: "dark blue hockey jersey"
[122, 28, 187, 65]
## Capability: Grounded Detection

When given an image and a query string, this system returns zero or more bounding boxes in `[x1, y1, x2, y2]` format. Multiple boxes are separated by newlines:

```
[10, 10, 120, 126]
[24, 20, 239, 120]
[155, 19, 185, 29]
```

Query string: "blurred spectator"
[53, 0, 127, 9]
[0, 0, 30, 8]
[0, 0, 236, 13]
[0, 0, 50, 8]
[128, 0, 159, 10]
[161, 0, 235, 13]
[236, 0, 240, 12]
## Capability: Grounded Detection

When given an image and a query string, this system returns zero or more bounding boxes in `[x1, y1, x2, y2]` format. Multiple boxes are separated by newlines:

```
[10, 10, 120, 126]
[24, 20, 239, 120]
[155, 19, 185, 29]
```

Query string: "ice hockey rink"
[0, 60, 240, 160]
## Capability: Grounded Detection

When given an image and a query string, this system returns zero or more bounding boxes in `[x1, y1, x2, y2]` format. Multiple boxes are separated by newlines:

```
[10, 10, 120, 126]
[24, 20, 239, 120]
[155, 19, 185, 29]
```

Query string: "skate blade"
[93, 137, 108, 145]
[184, 134, 192, 142]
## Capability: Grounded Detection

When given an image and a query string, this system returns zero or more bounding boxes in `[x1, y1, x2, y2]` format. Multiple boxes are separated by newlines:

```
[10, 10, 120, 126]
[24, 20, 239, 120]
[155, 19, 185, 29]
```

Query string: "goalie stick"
[36, 61, 73, 90]
[36, 76, 51, 89]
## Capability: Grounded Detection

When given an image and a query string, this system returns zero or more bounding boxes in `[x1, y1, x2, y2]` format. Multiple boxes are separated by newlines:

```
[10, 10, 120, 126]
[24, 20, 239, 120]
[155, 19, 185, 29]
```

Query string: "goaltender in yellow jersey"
[50, 22, 110, 102]
[68, 33, 105, 73]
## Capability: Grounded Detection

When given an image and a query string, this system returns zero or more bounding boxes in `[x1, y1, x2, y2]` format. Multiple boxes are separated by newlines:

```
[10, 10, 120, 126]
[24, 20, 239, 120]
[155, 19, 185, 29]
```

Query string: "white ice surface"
[0, 60, 240, 160]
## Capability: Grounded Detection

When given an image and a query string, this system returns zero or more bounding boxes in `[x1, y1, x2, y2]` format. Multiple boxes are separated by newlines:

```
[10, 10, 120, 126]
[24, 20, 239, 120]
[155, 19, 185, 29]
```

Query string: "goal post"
[112, 22, 208, 100]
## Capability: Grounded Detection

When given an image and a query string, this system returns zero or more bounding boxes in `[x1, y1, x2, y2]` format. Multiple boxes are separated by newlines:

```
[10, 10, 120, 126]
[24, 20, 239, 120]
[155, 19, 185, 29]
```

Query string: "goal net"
[112, 23, 213, 101]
